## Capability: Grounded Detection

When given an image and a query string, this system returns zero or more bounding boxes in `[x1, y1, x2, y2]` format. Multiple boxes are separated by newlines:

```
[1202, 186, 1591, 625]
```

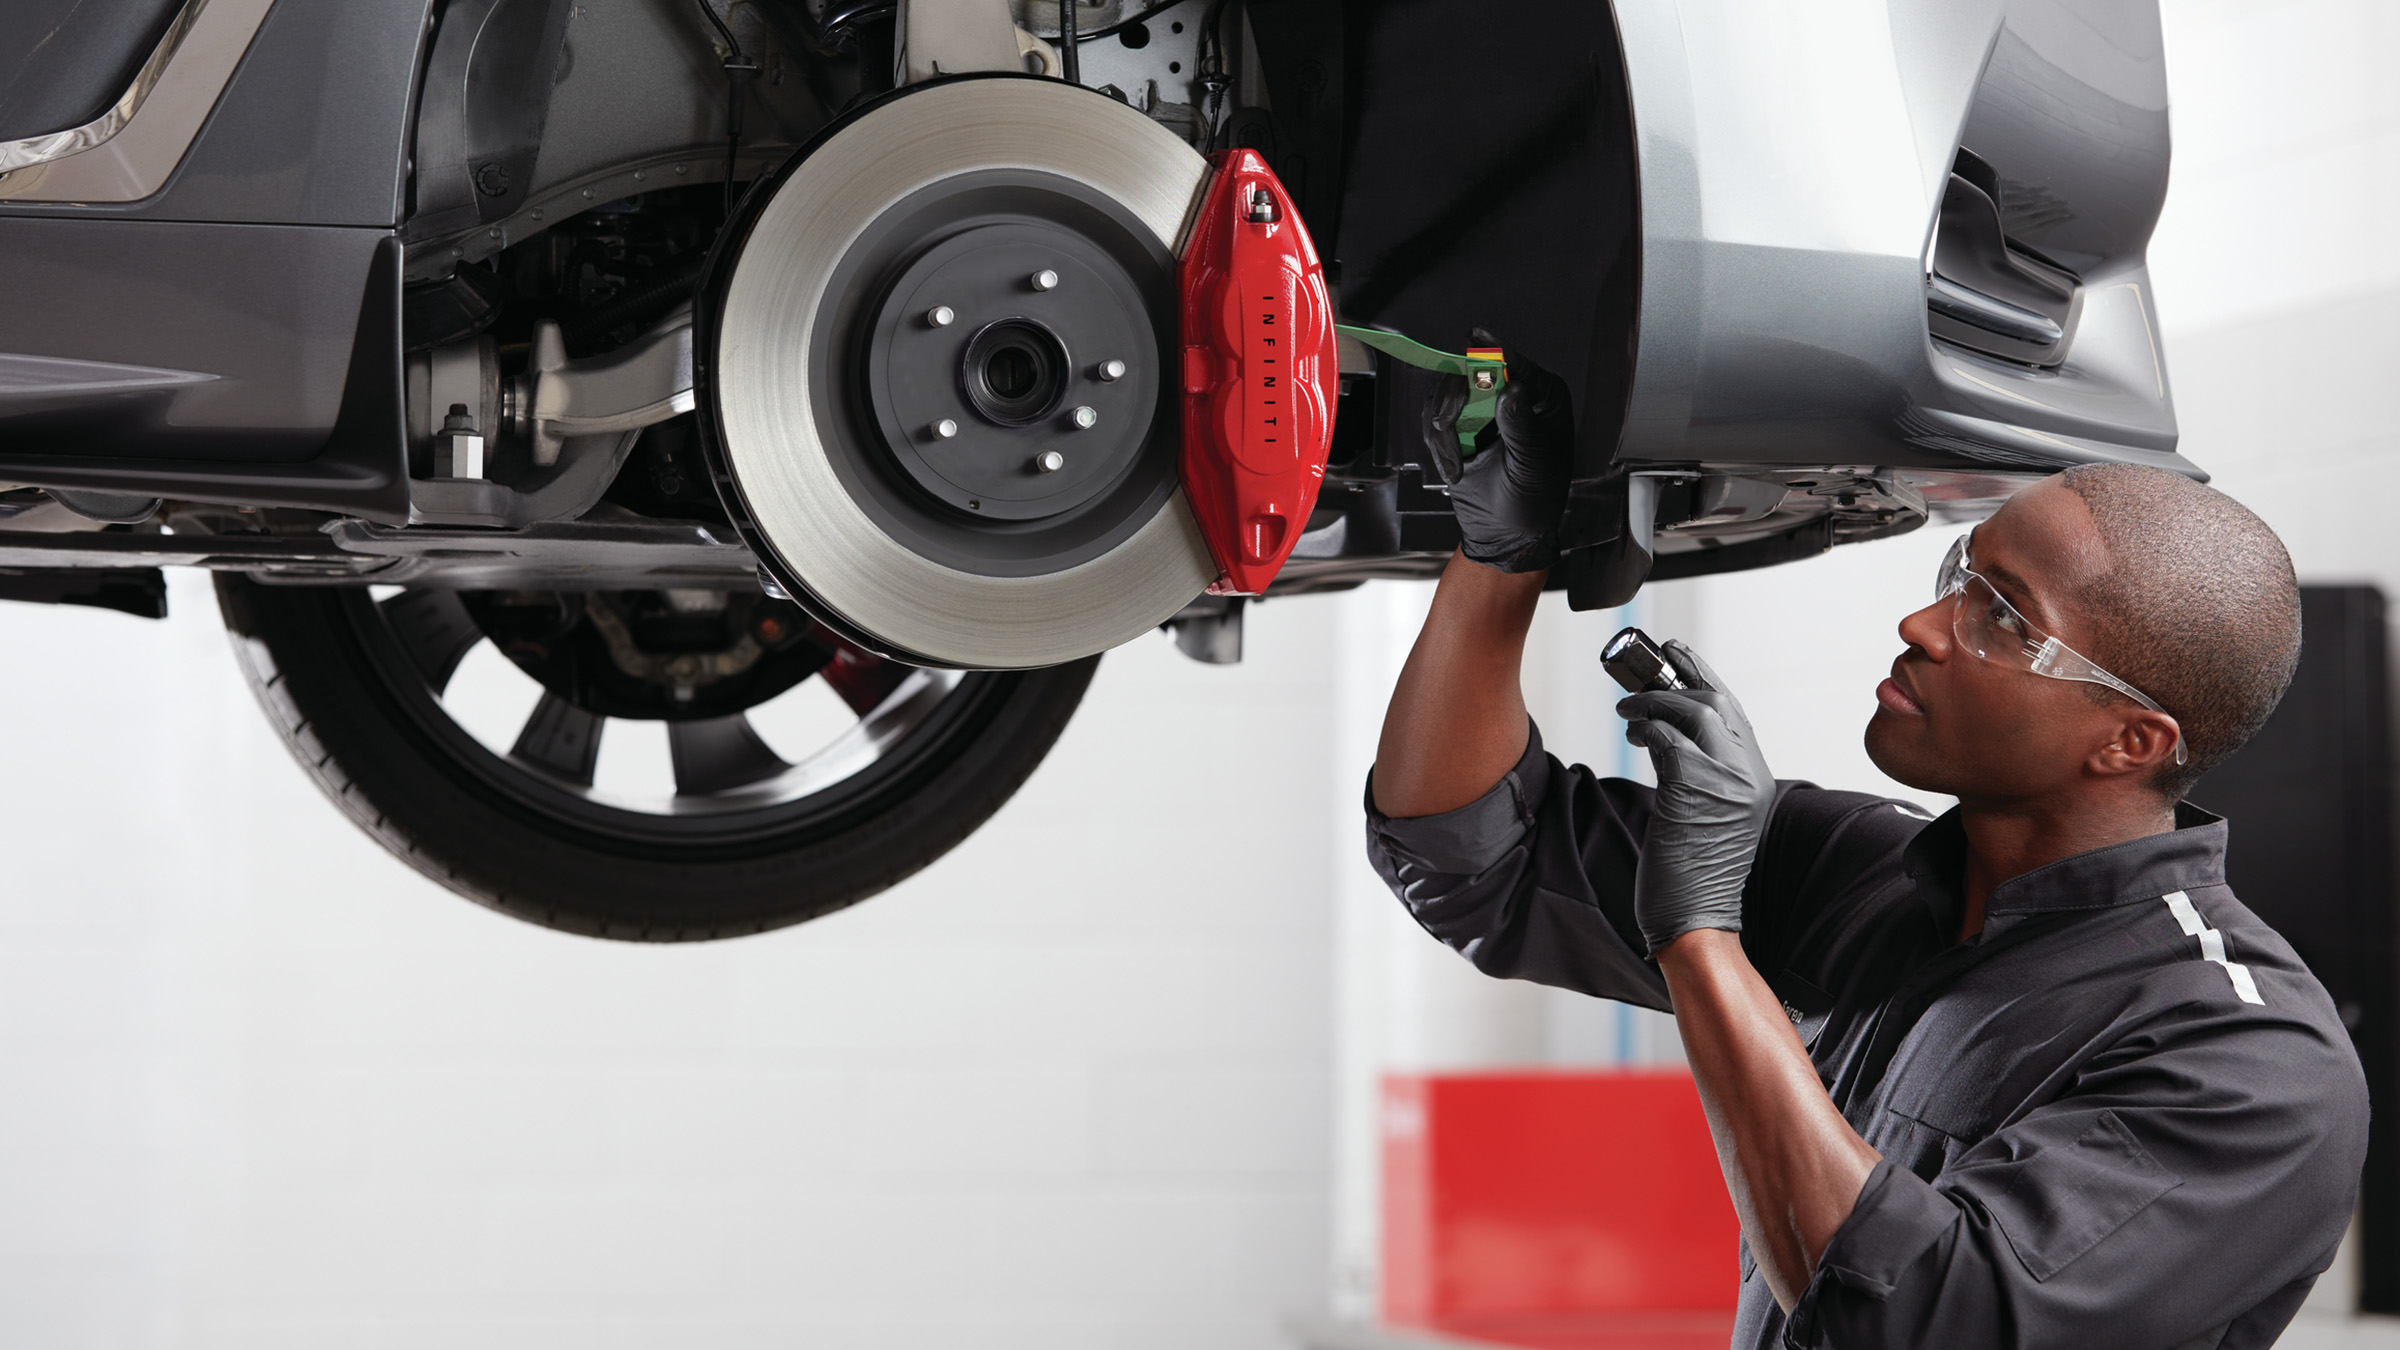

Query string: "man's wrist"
[1454, 547, 1551, 585]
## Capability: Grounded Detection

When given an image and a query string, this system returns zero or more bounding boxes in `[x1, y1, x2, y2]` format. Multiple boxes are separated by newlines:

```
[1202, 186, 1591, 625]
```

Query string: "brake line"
[693, 0, 760, 218]
[1195, 0, 1239, 148]
[1058, 0, 1080, 83]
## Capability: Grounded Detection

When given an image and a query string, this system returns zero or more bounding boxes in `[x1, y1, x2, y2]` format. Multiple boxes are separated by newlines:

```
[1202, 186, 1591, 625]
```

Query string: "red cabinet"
[1382, 1071, 1739, 1350]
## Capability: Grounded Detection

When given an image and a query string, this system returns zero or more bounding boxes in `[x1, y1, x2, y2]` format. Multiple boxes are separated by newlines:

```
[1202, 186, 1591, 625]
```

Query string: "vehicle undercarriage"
[0, 0, 2185, 935]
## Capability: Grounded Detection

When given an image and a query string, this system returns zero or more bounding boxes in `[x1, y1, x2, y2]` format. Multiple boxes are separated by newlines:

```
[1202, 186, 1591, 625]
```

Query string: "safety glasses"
[1935, 535, 2186, 765]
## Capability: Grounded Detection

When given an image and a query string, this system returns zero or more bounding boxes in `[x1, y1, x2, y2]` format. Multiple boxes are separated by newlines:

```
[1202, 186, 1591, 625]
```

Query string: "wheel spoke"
[511, 692, 604, 786]
[380, 589, 484, 695]
[668, 714, 792, 796]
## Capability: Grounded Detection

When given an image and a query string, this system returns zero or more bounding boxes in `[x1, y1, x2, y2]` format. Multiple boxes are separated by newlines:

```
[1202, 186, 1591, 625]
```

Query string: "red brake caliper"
[1178, 150, 1340, 597]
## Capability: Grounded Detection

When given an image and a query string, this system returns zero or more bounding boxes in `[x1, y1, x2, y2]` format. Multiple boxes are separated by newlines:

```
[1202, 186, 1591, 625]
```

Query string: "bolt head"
[1036, 450, 1067, 473]
[1098, 359, 1127, 381]
[928, 305, 955, 327]
[1070, 405, 1098, 429]
[1032, 269, 1060, 291]
[933, 418, 959, 439]
[1471, 369, 1497, 391]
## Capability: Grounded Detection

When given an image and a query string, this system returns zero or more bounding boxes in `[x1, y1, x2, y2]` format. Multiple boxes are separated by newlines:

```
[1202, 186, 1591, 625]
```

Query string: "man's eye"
[1986, 599, 2025, 635]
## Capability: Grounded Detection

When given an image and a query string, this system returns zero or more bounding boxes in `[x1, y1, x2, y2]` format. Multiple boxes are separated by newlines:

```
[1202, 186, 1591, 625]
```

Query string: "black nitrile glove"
[1422, 332, 1574, 573]
[1616, 641, 1777, 956]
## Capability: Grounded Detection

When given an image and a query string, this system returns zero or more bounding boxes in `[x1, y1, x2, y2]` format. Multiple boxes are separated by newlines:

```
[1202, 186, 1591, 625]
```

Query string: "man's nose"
[1897, 597, 1952, 658]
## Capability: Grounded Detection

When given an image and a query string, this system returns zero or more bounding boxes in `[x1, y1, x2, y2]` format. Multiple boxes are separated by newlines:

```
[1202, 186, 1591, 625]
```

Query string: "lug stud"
[1097, 359, 1127, 382]
[928, 305, 956, 327]
[1035, 450, 1066, 473]
[1070, 405, 1098, 429]
[933, 418, 959, 439]
[1032, 269, 1060, 292]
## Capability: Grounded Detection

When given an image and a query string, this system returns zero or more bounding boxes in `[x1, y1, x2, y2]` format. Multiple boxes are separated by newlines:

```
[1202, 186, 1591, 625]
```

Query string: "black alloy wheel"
[216, 574, 1096, 940]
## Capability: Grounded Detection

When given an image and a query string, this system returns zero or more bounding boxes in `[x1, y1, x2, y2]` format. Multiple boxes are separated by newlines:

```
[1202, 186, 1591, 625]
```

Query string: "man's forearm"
[1371, 551, 1548, 819]
[1657, 929, 1882, 1311]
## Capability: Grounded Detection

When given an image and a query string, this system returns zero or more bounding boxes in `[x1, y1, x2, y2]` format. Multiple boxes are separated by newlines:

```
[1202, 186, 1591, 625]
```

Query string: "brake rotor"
[704, 77, 1216, 669]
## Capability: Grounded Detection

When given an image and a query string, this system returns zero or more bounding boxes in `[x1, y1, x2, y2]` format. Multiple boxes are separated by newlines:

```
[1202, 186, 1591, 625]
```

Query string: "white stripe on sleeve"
[2163, 890, 2266, 1005]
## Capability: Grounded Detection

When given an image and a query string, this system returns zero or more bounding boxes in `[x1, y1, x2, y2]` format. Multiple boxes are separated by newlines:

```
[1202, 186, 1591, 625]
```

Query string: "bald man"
[1367, 351, 2367, 1350]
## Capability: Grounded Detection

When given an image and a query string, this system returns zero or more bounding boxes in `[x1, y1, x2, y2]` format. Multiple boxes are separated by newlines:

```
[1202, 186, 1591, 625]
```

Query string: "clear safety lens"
[1953, 572, 2044, 667]
[1935, 534, 1968, 601]
[1933, 534, 2187, 765]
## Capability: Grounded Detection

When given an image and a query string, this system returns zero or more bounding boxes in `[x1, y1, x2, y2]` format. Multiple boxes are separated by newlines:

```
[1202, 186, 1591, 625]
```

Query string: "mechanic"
[1365, 347, 2369, 1349]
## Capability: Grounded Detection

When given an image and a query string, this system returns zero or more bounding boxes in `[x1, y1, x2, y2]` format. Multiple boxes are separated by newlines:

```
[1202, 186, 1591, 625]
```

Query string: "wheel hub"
[864, 217, 1161, 523]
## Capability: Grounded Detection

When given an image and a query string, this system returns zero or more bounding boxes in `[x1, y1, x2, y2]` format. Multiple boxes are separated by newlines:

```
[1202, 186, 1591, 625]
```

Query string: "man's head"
[1865, 465, 2300, 805]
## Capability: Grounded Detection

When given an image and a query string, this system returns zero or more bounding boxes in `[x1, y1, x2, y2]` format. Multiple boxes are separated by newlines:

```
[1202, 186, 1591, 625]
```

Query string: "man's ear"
[2089, 708, 2182, 780]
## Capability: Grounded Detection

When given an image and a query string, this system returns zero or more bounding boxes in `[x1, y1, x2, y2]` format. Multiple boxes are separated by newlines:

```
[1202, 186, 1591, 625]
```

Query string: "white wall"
[0, 572, 1336, 1349]
[2147, 0, 2400, 596]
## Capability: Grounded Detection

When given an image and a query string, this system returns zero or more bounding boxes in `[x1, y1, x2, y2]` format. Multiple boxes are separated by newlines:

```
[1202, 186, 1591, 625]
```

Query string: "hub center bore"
[961, 319, 1068, 427]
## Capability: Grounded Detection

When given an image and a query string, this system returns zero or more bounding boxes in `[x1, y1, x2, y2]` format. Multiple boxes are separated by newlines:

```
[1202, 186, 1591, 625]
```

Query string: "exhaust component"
[1176, 149, 1338, 596]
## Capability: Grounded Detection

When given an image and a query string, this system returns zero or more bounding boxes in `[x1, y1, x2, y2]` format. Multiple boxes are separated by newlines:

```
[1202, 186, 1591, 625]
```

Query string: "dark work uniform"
[1365, 724, 2369, 1350]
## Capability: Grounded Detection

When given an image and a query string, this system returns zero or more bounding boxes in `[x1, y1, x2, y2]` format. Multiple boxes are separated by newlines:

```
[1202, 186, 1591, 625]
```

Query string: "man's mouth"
[1876, 661, 1925, 716]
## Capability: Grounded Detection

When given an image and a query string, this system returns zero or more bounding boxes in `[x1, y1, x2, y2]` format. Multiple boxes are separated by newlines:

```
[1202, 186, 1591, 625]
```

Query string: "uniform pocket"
[1984, 1110, 2182, 1281]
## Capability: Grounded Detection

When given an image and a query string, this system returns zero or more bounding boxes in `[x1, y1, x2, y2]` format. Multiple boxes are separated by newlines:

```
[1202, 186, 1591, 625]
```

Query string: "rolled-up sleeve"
[1787, 1011, 2368, 1350]
[1364, 721, 1669, 1007]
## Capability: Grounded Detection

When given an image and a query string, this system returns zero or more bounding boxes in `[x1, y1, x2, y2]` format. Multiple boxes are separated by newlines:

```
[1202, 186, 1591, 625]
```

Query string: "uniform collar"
[1903, 801, 2229, 916]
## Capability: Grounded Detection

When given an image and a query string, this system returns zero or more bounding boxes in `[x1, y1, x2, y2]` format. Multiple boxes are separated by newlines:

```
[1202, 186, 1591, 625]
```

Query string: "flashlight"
[1602, 627, 1690, 695]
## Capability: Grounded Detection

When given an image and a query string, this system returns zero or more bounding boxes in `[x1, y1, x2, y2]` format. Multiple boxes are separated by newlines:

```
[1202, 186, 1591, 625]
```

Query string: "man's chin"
[1864, 711, 1950, 794]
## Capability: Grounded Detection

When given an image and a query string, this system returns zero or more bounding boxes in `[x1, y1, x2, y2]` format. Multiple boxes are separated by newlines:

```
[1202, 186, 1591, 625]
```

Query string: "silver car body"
[1616, 0, 2181, 490]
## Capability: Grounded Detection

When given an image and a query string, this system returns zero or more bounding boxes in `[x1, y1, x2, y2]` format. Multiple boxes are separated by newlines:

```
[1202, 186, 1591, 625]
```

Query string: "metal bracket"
[408, 337, 500, 479]
[1163, 595, 1244, 664]
[1669, 474, 1788, 531]
[894, 0, 1055, 83]
[512, 310, 696, 467]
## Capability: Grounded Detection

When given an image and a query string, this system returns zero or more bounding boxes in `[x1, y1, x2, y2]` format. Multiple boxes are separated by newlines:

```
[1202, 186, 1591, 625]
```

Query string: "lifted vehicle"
[0, 0, 2185, 937]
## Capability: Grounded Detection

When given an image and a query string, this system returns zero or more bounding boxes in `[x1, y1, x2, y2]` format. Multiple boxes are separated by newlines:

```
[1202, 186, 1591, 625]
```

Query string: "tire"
[216, 575, 1096, 940]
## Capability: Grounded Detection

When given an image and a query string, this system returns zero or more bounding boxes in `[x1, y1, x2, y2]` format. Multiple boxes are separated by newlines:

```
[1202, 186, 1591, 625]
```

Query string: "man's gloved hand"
[1422, 331, 1574, 574]
[1616, 641, 1777, 955]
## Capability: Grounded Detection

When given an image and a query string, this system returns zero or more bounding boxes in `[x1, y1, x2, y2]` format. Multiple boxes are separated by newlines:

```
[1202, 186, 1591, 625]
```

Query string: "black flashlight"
[1602, 627, 1689, 695]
